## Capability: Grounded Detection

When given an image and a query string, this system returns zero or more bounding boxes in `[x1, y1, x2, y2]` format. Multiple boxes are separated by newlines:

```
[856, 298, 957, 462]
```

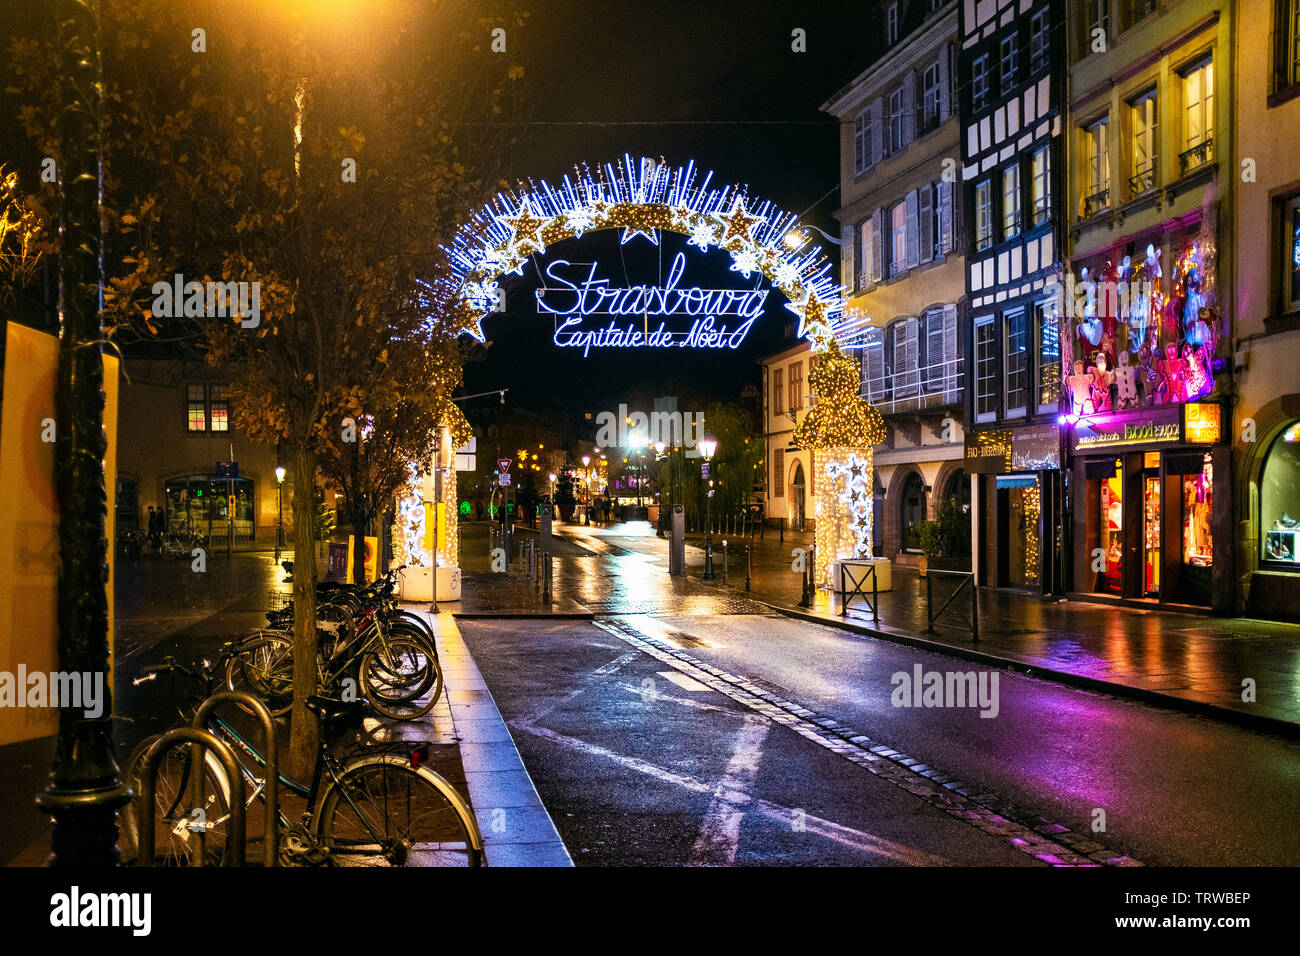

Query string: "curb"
[753, 597, 1300, 741]
[425, 611, 575, 867]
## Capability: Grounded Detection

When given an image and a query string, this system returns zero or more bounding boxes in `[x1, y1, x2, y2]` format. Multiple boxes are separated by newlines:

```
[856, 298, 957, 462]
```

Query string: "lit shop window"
[1182, 454, 1213, 567]
[1261, 422, 1300, 566]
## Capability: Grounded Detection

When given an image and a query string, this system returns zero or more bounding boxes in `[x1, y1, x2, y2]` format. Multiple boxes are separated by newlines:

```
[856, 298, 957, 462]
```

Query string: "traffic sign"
[498, 473, 511, 486]
[216, 461, 238, 478]
[498, 458, 512, 473]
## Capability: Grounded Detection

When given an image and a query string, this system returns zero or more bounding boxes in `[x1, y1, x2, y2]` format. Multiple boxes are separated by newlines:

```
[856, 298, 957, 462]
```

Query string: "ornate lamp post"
[275, 465, 286, 558]
[698, 433, 718, 579]
[37, 0, 131, 866]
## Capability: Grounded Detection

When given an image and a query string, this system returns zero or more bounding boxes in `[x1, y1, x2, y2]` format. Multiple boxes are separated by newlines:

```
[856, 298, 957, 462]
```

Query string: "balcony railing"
[862, 355, 964, 416]
[1179, 137, 1214, 176]
[1082, 187, 1110, 218]
[1128, 161, 1157, 197]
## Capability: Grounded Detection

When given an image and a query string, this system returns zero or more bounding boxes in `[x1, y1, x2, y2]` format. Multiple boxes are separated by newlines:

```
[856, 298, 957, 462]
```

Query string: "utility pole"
[37, 0, 130, 866]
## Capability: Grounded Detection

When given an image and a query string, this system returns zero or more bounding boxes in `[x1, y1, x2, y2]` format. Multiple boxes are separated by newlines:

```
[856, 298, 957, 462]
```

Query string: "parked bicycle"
[120, 657, 482, 867]
[230, 568, 442, 720]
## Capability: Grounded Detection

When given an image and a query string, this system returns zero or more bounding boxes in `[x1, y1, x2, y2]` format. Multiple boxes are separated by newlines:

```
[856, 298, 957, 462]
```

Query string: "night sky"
[460, 0, 871, 416]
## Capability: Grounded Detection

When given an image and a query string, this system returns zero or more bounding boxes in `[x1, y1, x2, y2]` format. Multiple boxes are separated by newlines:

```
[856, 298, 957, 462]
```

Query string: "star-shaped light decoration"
[785, 287, 831, 340]
[715, 197, 763, 247]
[501, 199, 551, 256]
[620, 223, 660, 246]
[669, 203, 696, 230]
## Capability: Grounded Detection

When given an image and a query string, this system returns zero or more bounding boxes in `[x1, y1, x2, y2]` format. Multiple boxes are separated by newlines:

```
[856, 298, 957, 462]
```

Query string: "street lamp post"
[698, 434, 718, 579]
[275, 465, 286, 559]
[654, 441, 667, 537]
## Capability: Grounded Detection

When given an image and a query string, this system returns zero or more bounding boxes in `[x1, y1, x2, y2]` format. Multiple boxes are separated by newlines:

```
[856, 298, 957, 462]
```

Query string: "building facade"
[115, 356, 290, 546]
[823, 0, 969, 566]
[1231, 0, 1300, 620]
[1062, 0, 1235, 612]
[957, 0, 1068, 593]
[762, 341, 819, 532]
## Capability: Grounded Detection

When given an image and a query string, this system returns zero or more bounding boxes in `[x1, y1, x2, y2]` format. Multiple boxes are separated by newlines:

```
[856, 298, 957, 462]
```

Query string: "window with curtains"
[185, 383, 228, 432]
[1082, 117, 1110, 217]
[1002, 164, 1022, 240]
[975, 179, 994, 252]
[859, 219, 874, 288]
[187, 384, 207, 431]
[1004, 309, 1029, 418]
[1030, 145, 1051, 227]
[1282, 193, 1300, 310]
[1129, 88, 1158, 196]
[1180, 57, 1214, 174]
[788, 362, 803, 414]
[975, 317, 998, 422]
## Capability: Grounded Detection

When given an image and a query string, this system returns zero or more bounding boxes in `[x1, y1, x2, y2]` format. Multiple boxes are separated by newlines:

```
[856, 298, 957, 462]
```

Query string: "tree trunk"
[287, 442, 319, 781]
[351, 503, 369, 585]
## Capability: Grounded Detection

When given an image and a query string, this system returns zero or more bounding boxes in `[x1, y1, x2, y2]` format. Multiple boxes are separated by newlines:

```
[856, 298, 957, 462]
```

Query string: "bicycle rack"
[136, 727, 246, 867]
[192, 690, 280, 867]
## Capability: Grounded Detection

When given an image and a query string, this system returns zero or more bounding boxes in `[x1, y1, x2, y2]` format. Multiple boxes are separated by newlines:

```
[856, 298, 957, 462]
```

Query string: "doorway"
[792, 463, 806, 531]
[900, 471, 926, 552]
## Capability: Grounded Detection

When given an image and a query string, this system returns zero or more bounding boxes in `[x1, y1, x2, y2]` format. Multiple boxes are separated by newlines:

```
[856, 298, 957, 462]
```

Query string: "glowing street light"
[699, 432, 717, 579]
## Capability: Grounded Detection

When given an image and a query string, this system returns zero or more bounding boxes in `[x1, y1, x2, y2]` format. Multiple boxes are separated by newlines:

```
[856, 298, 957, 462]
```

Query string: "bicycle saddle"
[305, 695, 365, 732]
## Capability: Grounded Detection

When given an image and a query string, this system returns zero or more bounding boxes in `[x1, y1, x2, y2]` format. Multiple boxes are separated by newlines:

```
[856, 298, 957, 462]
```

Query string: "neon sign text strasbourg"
[536, 252, 766, 356]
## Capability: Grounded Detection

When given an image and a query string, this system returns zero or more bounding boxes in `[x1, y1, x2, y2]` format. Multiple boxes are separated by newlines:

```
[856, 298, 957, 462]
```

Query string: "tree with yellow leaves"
[7, 0, 527, 778]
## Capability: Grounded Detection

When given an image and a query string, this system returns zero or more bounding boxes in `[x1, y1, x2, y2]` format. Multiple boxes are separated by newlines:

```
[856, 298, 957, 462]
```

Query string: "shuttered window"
[773, 448, 785, 497]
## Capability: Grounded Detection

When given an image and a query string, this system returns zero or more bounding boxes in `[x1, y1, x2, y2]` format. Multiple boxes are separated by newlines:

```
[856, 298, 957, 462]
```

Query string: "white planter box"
[831, 557, 891, 593]
[397, 565, 462, 602]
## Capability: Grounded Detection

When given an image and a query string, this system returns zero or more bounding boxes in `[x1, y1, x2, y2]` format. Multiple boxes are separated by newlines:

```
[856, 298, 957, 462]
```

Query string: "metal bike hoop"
[137, 727, 246, 867]
[192, 690, 280, 867]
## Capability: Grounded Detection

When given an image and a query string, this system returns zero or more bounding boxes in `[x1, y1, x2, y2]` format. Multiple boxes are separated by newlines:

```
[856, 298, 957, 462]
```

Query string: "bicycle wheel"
[389, 610, 437, 652]
[359, 635, 442, 720]
[316, 758, 481, 867]
[119, 734, 232, 866]
[225, 634, 295, 717]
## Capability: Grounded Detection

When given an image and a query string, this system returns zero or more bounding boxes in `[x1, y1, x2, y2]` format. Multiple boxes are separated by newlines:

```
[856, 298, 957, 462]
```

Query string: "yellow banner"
[0, 323, 117, 746]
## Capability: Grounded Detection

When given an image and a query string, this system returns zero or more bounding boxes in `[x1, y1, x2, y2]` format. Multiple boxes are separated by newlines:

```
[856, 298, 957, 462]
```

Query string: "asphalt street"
[457, 617, 1037, 866]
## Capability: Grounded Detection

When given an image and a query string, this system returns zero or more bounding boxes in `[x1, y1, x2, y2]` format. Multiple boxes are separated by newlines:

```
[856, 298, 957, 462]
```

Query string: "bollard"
[746, 546, 751, 591]
[722, 540, 729, 586]
[543, 551, 552, 600]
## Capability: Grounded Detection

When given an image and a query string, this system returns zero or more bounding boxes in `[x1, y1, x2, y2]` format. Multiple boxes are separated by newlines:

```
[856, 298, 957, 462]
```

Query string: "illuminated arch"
[424, 155, 846, 349]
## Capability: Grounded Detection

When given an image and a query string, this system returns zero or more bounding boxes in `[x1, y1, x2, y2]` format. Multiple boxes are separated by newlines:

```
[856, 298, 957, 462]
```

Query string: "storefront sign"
[1072, 407, 1183, 451]
[1011, 425, 1061, 471]
[964, 430, 1012, 474]
[1184, 403, 1221, 444]
[538, 253, 763, 354]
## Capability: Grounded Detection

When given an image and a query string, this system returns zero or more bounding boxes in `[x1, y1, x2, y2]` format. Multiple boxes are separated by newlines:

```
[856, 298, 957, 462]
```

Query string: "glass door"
[1143, 475, 1160, 597]
[1099, 460, 1123, 594]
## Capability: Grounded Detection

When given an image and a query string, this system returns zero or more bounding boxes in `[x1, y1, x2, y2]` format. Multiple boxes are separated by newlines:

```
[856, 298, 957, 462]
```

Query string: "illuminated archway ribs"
[422, 155, 845, 349]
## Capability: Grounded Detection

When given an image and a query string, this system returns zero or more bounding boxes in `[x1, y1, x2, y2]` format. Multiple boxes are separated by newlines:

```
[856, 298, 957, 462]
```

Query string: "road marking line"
[596, 617, 1139, 867]
[689, 719, 769, 865]
[657, 670, 713, 693]
[510, 718, 951, 865]
[514, 650, 639, 726]
[616, 682, 738, 716]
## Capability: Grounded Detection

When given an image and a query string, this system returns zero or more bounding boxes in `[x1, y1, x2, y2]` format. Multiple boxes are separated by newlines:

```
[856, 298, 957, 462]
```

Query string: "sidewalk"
[690, 525, 1300, 734]
[545, 520, 1300, 735]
